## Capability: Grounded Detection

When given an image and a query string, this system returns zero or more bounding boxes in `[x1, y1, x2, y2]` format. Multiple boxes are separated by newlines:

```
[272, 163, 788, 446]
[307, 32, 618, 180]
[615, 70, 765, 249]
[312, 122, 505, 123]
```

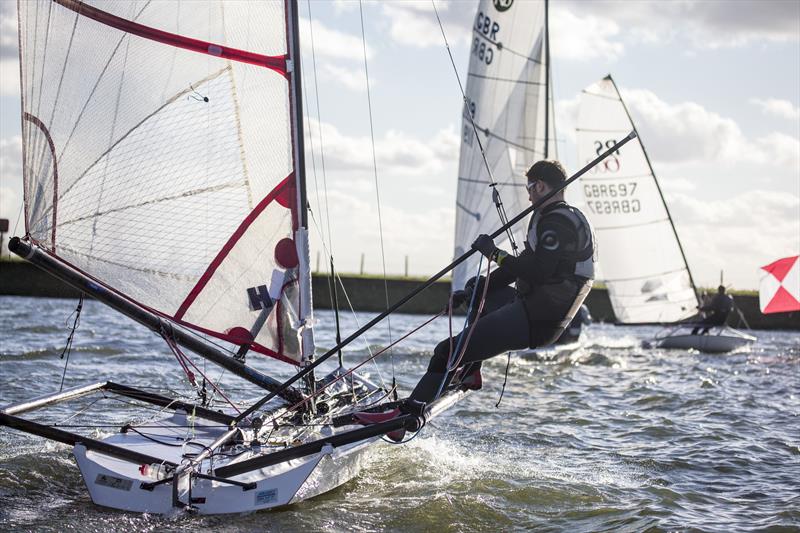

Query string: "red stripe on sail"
[171, 318, 301, 366]
[23, 113, 58, 252]
[29, 239, 302, 365]
[54, 0, 288, 76]
[175, 175, 294, 320]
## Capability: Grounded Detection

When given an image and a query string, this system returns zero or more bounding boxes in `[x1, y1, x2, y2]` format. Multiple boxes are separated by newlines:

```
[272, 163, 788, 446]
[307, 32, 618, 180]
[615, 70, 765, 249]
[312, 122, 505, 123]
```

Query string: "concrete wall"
[1, 260, 797, 330]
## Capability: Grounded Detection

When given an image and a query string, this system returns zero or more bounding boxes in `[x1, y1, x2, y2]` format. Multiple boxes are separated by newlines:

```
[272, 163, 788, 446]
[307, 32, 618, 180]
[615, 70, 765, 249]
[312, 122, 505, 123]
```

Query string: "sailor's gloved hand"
[451, 290, 468, 308]
[471, 234, 497, 259]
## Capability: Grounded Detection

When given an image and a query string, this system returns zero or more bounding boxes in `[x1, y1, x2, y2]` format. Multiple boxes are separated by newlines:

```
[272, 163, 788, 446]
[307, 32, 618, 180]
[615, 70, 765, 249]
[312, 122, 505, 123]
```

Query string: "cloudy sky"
[0, 0, 798, 291]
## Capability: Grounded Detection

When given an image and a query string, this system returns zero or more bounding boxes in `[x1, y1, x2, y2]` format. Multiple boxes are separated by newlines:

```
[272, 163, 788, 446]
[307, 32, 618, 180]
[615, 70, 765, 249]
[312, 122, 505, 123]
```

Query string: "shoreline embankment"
[0, 260, 796, 330]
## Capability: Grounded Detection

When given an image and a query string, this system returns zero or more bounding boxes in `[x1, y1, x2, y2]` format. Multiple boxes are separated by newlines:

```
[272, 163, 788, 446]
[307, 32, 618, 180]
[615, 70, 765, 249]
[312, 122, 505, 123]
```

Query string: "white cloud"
[669, 190, 800, 289]
[621, 88, 800, 169]
[660, 177, 697, 193]
[318, 63, 371, 92]
[0, 136, 24, 249]
[0, 57, 19, 96]
[299, 16, 374, 62]
[304, 118, 459, 177]
[309, 184, 455, 276]
[380, 0, 474, 48]
[0, 0, 16, 60]
[559, 0, 799, 50]
[750, 98, 800, 121]
[550, 8, 624, 62]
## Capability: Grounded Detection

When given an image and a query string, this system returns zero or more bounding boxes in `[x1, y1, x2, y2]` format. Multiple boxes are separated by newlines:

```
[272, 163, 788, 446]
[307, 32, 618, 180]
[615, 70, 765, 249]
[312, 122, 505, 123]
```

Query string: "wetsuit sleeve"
[491, 215, 579, 285]
[486, 263, 515, 290]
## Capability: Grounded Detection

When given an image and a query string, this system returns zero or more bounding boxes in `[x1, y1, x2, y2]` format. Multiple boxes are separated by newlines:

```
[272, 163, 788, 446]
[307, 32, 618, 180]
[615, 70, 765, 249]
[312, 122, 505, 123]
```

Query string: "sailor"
[691, 285, 734, 335]
[356, 160, 596, 440]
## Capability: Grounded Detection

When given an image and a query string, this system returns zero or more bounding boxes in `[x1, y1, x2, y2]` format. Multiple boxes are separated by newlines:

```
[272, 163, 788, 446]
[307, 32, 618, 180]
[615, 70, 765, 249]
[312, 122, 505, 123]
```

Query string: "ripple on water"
[1, 300, 798, 531]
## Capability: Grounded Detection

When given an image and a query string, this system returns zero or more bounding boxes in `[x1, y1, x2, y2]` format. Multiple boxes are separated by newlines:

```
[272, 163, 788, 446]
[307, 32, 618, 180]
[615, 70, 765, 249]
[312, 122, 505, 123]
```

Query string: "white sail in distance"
[576, 76, 698, 323]
[452, 0, 556, 290]
[18, 0, 313, 364]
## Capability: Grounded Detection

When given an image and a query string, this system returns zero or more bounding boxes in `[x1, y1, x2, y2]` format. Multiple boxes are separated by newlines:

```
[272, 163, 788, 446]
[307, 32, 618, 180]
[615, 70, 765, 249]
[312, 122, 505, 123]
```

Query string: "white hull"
[57, 378, 469, 515]
[74, 417, 375, 514]
[655, 327, 756, 354]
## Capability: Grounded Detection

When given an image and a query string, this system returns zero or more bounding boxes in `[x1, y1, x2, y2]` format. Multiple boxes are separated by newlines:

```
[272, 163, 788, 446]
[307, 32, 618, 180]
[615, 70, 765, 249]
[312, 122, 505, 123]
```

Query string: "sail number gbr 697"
[584, 138, 641, 216]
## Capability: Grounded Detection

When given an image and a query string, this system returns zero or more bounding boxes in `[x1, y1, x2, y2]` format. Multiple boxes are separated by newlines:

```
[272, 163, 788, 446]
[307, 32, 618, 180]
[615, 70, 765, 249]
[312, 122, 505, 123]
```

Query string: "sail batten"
[576, 76, 698, 323]
[19, 0, 313, 365]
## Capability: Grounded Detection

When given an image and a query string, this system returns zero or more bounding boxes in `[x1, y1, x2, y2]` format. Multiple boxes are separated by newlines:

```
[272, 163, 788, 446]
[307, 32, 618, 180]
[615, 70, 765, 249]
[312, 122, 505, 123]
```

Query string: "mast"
[288, 0, 308, 231]
[543, 0, 550, 159]
[286, 0, 316, 396]
[605, 75, 700, 306]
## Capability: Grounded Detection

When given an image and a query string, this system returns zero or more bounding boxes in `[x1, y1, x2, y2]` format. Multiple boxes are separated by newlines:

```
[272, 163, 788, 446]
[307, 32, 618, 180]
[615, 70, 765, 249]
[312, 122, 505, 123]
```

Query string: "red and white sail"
[452, 0, 555, 290]
[759, 255, 800, 314]
[18, 0, 313, 364]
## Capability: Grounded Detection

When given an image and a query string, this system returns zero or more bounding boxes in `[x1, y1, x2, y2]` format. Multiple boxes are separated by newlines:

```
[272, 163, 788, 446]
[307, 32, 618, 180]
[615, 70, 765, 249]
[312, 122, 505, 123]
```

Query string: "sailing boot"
[460, 367, 482, 390]
[352, 408, 406, 442]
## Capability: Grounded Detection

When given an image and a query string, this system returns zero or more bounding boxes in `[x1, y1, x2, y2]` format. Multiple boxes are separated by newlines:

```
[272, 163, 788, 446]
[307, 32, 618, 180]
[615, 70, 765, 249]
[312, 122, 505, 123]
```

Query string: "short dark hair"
[526, 160, 567, 188]
[718, 285, 726, 293]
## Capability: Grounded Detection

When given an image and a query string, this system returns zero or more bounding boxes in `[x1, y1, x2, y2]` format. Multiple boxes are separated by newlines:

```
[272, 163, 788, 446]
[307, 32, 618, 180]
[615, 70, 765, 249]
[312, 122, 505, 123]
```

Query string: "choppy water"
[0, 295, 798, 532]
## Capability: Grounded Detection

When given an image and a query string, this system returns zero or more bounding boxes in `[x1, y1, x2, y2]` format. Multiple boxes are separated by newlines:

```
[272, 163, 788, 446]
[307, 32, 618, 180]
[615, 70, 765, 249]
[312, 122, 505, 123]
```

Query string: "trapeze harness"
[516, 201, 596, 347]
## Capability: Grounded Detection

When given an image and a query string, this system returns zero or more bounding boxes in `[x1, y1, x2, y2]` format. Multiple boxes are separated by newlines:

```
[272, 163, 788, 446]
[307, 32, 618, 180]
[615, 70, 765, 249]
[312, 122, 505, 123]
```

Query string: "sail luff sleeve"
[286, 0, 315, 362]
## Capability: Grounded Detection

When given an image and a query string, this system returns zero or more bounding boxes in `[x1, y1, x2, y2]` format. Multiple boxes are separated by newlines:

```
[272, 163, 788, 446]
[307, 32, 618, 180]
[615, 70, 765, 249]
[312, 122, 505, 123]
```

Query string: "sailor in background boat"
[691, 285, 734, 335]
[356, 161, 596, 439]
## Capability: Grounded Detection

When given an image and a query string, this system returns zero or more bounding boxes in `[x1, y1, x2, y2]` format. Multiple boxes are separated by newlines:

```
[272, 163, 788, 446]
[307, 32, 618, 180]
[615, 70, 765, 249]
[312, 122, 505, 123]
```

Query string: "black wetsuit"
[692, 292, 734, 335]
[409, 201, 595, 403]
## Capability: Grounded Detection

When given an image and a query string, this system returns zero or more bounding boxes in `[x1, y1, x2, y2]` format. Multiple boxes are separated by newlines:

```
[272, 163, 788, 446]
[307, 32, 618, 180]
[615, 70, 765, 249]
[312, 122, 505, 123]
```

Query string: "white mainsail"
[576, 75, 698, 323]
[452, 0, 556, 290]
[18, 0, 313, 364]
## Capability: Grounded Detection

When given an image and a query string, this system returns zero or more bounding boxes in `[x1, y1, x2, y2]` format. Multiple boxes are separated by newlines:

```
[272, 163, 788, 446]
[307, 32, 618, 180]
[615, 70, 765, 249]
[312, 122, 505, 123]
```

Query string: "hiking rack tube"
[0, 412, 179, 468]
[8, 237, 302, 404]
[215, 386, 468, 478]
[1, 381, 109, 415]
[1, 381, 235, 424]
[236, 131, 638, 424]
[0, 382, 240, 467]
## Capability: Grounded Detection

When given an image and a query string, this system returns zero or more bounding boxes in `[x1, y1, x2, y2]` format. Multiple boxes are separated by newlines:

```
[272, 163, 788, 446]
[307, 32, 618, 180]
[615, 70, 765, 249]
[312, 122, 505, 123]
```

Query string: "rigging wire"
[306, 0, 346, 368]
[357, 0, 396, 391]
[435, 257, 492, 400]
[262, 309, 445, 423]
[57, 294, 83, 392]
[307, 208, 389, 390]
[431, 0, 519, 256]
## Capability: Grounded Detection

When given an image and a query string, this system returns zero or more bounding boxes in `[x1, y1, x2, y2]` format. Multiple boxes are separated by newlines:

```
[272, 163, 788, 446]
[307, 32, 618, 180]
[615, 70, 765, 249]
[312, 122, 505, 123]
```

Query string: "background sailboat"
[576, 75, 755, 352]
[452, 0, 557, 292]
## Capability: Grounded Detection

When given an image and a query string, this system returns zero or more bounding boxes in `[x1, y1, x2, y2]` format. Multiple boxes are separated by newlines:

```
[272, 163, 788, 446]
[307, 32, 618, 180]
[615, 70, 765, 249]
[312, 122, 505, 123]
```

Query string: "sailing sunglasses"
[526, 180, 539, 192]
